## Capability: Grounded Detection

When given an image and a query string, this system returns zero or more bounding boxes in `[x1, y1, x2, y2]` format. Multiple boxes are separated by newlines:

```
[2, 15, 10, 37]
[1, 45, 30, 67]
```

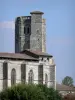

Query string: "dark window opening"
[45, 74, 48, 86]
[11, 68, 16, 86]
[38, 65, 43, 84]
[41, 58, 43, 61]
[47, 58, 49, 61]
[21, 64, 26, 83]
[28, 70, 34, 84]
[3, 62, 8, 89]
[24, 27, 26, 34]
[27, 27, 30, 33]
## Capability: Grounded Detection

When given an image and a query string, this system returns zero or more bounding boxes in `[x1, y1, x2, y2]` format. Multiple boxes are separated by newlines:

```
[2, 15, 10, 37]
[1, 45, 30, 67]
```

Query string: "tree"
[62, 76, 74, 86]
[0, 84, 63, 100]
[37, 84, 62, 100]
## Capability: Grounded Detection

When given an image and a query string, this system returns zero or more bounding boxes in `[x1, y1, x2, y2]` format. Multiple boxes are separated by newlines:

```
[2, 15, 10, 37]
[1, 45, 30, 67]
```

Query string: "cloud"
[0, 21, 15, 29]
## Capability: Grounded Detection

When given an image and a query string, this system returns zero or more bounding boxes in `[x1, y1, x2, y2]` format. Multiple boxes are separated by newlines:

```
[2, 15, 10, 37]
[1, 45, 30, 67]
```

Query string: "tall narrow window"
[3, 62, 8, 89]
[27, 27, 30, 33]
[38, 65, 43, 84]
[11, 68, 16, 86]
[21, 64, 26, 83]
[24, 27, 26, 34]
[28, 70, 34, 84]
[45, 74, 48, 86]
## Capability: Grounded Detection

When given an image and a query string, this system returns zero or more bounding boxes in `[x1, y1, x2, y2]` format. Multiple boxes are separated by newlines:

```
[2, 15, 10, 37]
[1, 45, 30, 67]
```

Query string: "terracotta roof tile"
[56, 84, 75, 91]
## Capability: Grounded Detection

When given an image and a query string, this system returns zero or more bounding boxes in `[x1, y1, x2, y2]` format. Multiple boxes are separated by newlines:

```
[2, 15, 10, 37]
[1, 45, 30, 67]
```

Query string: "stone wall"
[15, 11, 46, 53]
[0, 61, 3, 91]
[15, 16, 31, 53]
[0, 57, 56, 91]
[0, 60, 39, 90]
[30, 13, 43, 51]
[42, 19, 46, 52]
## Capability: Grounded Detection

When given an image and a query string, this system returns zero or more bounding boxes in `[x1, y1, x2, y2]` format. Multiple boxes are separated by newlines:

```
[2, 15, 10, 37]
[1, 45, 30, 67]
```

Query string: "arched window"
[11, 68, 16, 86]
[45, 74, 48, 86]
[28, 70, 34, 84]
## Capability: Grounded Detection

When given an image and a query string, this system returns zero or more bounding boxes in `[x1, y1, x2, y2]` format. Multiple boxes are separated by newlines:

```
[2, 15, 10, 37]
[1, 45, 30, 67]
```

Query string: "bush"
[0, 84, 63, 100]
[37, 84, 62, 100]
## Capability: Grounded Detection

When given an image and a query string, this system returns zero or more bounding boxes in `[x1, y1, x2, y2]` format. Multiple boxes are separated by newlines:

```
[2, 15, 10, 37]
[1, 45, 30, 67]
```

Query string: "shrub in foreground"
[0, 84, 63, 100]
[37, 84, 62, 100]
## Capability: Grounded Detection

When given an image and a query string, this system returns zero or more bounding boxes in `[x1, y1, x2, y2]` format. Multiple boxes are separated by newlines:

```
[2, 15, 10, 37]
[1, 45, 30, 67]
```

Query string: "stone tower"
[15, 11, 46, 53]
[42, 19, 46, 52]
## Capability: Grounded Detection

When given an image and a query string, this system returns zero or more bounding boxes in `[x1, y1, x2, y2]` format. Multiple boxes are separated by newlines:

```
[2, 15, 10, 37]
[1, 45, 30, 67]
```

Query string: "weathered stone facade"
[15, 16, 31, 52]
[42, 19, 46, 52]
[15, 11, 46, 53]
[0, 53, 56, 91]
[0, 11, 56, 91]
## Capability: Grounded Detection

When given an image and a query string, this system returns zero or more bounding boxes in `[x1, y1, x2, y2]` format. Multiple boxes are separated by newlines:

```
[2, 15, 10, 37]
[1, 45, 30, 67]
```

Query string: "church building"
[0, 11, 56, 91]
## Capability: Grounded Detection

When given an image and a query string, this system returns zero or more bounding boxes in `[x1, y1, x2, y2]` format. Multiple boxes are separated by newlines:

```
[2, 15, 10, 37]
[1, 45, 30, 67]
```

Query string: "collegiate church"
[0, 11, 56, 91]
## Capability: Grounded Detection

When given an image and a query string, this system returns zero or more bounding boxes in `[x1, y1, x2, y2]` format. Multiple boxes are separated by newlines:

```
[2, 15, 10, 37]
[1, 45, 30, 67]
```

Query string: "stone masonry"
[0, 11, 56, 91]
[0, 56, 56, 91]
[15, 11, 46, 53]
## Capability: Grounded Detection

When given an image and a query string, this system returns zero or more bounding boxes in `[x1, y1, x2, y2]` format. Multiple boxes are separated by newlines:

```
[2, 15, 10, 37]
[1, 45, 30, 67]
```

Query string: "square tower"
[15, 11, 46, 53]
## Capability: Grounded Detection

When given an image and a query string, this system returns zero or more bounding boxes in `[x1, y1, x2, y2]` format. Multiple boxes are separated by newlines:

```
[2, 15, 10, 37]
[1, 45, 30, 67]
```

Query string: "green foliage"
[0, 84, 62, 100]
[37, 84, 62, 100]
[62, 76, 74, 86]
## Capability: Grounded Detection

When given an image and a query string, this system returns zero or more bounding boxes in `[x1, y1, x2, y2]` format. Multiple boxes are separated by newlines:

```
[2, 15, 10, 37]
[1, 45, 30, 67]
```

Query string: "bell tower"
[30, 11, 46, 52]
[15, 11, 46, 53]
[15, 16, 31, 53]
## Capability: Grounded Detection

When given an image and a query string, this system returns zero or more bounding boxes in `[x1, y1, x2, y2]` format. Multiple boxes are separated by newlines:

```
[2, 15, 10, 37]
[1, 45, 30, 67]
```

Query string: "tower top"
[30, 11, 44, 14]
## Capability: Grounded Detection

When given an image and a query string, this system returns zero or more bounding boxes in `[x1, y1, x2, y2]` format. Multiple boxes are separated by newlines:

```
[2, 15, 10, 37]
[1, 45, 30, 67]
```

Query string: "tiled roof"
[56, 84, 75, 91]
[21, 49, 53, 57]
[0, 52, 38, 60]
